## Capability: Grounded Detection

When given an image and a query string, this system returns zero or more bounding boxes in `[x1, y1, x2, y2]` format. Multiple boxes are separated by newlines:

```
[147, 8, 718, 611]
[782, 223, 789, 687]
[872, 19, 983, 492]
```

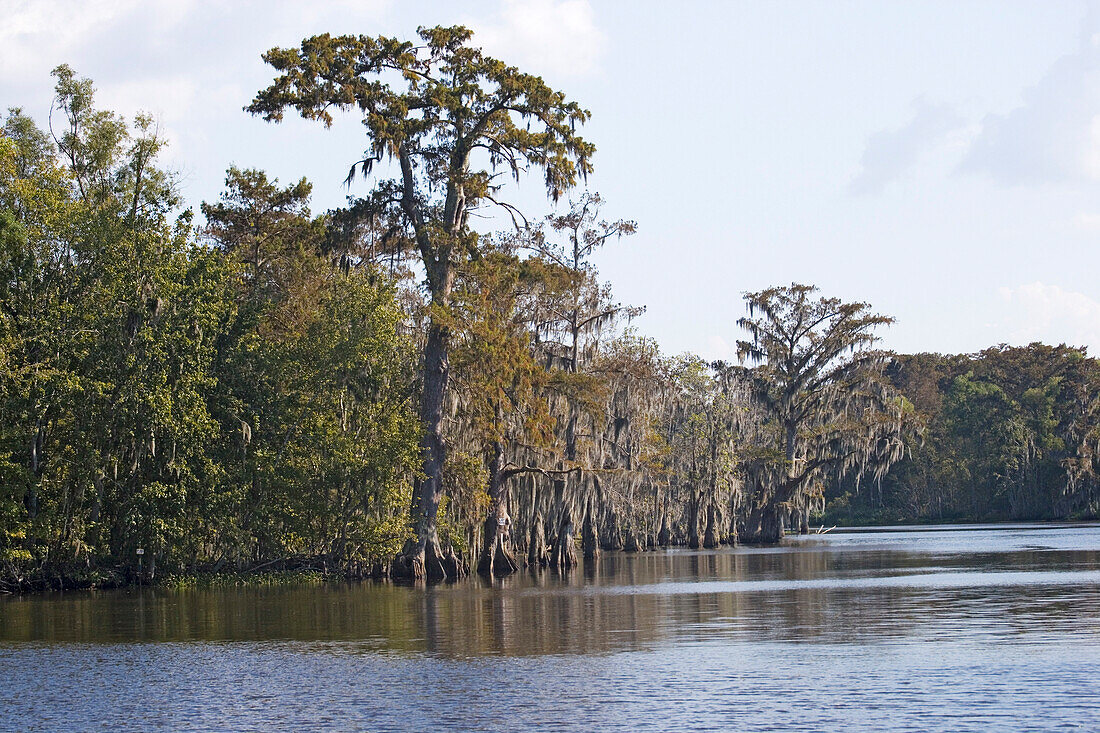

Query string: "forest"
[2, 27, 1098, 590]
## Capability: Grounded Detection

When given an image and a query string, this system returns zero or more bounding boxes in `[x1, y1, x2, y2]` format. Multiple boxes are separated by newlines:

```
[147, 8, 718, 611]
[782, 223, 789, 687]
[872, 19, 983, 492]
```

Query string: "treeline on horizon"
[830, 343, 1100, 525]
[2, 28, 1098, 590]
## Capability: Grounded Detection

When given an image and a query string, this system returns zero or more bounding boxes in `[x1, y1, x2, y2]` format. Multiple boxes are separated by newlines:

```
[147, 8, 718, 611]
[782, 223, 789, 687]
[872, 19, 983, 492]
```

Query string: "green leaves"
[249, 24, 594, 248]
[0, 70, 425, 586]
[735, 284, 907, 518]
[204, 166, 420, 571]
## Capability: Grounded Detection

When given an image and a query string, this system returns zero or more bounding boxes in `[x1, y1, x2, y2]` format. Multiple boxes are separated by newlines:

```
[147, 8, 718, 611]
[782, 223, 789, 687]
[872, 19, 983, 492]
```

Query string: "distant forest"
[830, 344, 1100, 526]
[2, 28, 1097, 591]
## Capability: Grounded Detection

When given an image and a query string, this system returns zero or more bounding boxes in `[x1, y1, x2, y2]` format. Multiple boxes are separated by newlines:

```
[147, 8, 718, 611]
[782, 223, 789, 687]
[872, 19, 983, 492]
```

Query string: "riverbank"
[1, 565, 335, 595]
[8, 516, 1099, 594]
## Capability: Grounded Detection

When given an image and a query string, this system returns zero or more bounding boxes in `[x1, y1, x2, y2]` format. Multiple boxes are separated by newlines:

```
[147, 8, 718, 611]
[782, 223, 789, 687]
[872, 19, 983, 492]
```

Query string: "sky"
[3, 0, 1100, 359]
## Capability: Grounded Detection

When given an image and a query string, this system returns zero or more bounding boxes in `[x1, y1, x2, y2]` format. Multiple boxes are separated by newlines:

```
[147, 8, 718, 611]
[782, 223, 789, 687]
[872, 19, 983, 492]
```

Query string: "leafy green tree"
[940, 373, 1028, 518]
[202, 168, 420, 573]
[841, 344, 1100, 524]
[0, 70, 235, 586]
[248, 25, 595, 578]
[736, 283, 909, 542]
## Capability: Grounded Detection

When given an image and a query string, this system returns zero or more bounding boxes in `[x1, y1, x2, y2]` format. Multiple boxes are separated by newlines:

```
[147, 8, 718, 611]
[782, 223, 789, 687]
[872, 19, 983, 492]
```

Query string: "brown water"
[2, 524, 1100, 730]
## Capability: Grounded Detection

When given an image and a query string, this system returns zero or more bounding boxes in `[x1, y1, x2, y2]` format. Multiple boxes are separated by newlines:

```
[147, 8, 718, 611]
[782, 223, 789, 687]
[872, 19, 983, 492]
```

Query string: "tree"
[524, 194, 639, 567]
[248, 26, 595, 579]
[202, 167, 423, 574]
[1, 71, 235, 586]
[736, 283, 909, 542]
[445, 248, 566, 575]
[940, 372, 1026, 518]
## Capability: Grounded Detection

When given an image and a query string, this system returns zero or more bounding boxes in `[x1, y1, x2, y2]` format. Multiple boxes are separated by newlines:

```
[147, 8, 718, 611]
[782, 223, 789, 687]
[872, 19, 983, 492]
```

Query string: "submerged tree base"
[391, 536, 468, 581]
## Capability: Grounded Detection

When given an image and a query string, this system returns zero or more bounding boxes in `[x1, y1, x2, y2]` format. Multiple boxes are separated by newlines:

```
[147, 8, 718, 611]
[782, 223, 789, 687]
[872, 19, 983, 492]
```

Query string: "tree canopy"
[736, 283, 910, 541]
[248, 25, 597, 579]
[2, 42, 1095, 593]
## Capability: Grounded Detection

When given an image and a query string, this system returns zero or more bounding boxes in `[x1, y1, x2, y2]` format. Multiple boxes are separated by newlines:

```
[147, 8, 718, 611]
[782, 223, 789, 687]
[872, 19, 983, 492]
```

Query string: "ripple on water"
[2, 524, 1100, 731]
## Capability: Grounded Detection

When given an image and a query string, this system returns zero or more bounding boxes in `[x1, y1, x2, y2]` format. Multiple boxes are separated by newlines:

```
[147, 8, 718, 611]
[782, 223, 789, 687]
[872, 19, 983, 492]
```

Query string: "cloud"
[996, 282, 1100, 352]
[0, 0, 146, 80]
[961, 25, 1100, 185]
[0, 1, 392, 182]
[849, 97, 966, 195]
[469, 0, 604, 79]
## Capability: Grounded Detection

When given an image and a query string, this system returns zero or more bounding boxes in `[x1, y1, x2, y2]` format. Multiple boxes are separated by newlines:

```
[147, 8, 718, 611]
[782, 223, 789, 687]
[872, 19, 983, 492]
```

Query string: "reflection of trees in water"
[419, 572, 661, 656]
[4, 545, 1100, 651]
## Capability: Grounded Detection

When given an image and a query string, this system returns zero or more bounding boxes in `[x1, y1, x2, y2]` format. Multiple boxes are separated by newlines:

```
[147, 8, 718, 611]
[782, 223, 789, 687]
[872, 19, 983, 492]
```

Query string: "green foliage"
[1, 72, 237, 581]
[735, 284, 909, 539]
[832, 344, 1100, 523]
[0, 71, 420, 589]
[204, 167, 421, 572]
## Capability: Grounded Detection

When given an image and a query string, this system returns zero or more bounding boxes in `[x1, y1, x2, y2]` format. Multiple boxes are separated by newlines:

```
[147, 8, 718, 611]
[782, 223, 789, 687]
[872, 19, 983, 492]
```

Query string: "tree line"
[829, 343, 1100, 525]
[0, 27, 1090, 590]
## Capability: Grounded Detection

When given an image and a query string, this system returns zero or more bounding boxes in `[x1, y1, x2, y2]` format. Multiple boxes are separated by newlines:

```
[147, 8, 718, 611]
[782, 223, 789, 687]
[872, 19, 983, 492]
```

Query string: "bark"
[623, 526, 640, 552]
[550, 503, 577, 571]
[727, 511, 739, 547]
[582, 497, 600, 562]
[528, 510, 549, 567]
[657, 514, 671, 547]
[703, 503, 719, 549]
[477, 444, 519, 577]
[602, 511, 623, 551]
[739, 505, 785, 544]
[393, 531, 467, 581]
[393, 316, 468, 580]
[478, 514, 519, 577]
[687, 491, 701, 549]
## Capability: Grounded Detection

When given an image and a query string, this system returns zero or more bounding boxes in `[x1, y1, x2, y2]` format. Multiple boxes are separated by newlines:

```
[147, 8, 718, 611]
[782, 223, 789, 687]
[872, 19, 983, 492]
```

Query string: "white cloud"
[852, 16, 1100, 192]
[996, 282, 1100, 352]
[1074, 211, 1100, 230]
[0, 1, 391, 182]
[0, 0, 146, 79]
[961, 23, 1100, 185]
[849, 97, 966, 194]
[469, 0, 604, 79]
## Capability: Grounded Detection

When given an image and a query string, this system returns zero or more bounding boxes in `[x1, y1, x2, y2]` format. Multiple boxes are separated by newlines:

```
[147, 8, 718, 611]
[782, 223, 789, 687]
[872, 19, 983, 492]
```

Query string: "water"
[2, 524, 1099, 731]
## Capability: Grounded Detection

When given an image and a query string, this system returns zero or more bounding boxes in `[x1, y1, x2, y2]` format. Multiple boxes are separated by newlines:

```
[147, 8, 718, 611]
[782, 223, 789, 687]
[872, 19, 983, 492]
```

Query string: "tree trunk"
[478, 444, 518, 577]
[478, 514, 519, 577]
[550, 503, 577, 571]
[657, 513, 671, 547]
[603, 510, 623, 551]
[798, 505, 810, 535]
[739, 504, 785, 544]
[393, 318, 467, 580]
[528, 510, 549, 567]
[582, 497, 600, 562]
[687, 491, 701, 549]
[392, 530, 466, 581]
[623, 526, 640, 552]
[703, 502, 719, 548]
[756, 505, 785, 544]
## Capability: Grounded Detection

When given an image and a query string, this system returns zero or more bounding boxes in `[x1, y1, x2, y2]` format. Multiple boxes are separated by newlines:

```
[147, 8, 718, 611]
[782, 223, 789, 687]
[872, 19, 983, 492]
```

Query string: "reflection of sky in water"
[2, 524, 1099, 730]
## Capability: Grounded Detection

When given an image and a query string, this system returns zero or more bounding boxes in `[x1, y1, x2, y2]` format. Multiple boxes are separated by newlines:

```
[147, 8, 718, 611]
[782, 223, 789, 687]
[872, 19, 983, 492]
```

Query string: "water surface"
[2, 524, 1099, 730]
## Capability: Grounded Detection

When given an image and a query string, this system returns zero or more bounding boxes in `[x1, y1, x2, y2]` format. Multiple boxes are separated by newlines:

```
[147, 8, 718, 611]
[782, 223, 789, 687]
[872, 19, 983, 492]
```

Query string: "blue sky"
[3, 0, 1100, 358]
